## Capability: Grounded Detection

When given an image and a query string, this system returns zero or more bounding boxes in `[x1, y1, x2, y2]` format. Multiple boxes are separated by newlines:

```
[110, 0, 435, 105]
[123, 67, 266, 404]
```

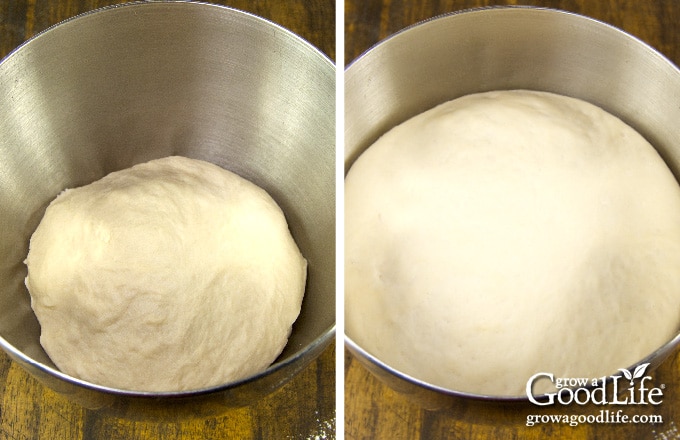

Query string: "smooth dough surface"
[345, 90, 680, 397]
[25, 156, 306, 392]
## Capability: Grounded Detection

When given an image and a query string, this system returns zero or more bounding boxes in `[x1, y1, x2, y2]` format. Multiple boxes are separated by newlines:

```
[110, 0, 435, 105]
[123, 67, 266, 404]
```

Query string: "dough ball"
[25, 156, 306, 392]
[345, 90, 680, 397]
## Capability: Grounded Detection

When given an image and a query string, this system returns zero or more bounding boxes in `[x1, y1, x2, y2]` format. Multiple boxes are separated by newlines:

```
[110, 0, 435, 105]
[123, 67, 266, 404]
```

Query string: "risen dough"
[345, 90, 680, 397]
[25, 156, 306, 392]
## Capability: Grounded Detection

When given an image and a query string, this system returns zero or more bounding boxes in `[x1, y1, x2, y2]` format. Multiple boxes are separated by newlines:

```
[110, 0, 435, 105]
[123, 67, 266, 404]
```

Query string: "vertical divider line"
[335, 0, 346, 438]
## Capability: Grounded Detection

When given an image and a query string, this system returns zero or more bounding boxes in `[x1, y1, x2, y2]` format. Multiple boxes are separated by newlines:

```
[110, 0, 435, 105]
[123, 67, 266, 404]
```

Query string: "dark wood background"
[344, 1, 680, 439]
[0, 1, 335, 439]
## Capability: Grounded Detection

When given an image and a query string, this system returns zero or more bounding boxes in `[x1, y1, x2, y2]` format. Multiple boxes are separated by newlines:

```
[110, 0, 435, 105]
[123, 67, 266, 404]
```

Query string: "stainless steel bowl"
[0, 1, 335, 419]
[345, 6, 680, 409]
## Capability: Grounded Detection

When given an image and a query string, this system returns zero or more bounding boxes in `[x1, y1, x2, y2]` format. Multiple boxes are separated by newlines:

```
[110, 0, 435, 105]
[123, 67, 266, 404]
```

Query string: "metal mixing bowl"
[0, 1, 335, 419]
[345, 6, 680, 409]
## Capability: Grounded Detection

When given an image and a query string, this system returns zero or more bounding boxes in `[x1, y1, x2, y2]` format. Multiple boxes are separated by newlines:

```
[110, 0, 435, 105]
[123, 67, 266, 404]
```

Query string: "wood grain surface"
[0, 1, 335, 439]
[344, 1, 680, 440]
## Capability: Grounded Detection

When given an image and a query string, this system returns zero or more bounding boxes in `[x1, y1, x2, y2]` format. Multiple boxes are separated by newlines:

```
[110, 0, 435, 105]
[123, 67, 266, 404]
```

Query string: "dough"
[345, 90, 680, 397]
[25, 156, 306, 392]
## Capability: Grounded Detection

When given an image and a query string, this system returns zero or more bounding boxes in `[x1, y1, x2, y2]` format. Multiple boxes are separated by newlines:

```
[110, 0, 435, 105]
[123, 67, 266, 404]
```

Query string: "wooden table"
[0, 1, 335, 439]
[344, 1, 680, 439]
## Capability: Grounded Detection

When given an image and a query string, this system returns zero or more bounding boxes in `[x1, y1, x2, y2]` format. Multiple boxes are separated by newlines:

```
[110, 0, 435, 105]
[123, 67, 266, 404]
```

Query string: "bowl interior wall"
[0, 3, 335, 372]
[345, 7, 680, 178]
[344, 6, 680, 402]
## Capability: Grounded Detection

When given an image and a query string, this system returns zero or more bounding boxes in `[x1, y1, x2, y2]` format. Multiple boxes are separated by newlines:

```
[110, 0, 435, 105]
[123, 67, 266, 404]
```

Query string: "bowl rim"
[0, 0, 335, 69]
[1, 326, 335, 398]
[345, 332, 680, 403]
[0, 0, 336, 399]
[345, 5, 678, 74]
[344, 5, 680, 403]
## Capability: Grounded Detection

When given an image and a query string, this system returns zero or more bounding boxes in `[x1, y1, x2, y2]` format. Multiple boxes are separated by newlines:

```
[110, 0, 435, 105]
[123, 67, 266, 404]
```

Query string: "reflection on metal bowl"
[0, 1, 335, 420]
[345, 6, 680, 410]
